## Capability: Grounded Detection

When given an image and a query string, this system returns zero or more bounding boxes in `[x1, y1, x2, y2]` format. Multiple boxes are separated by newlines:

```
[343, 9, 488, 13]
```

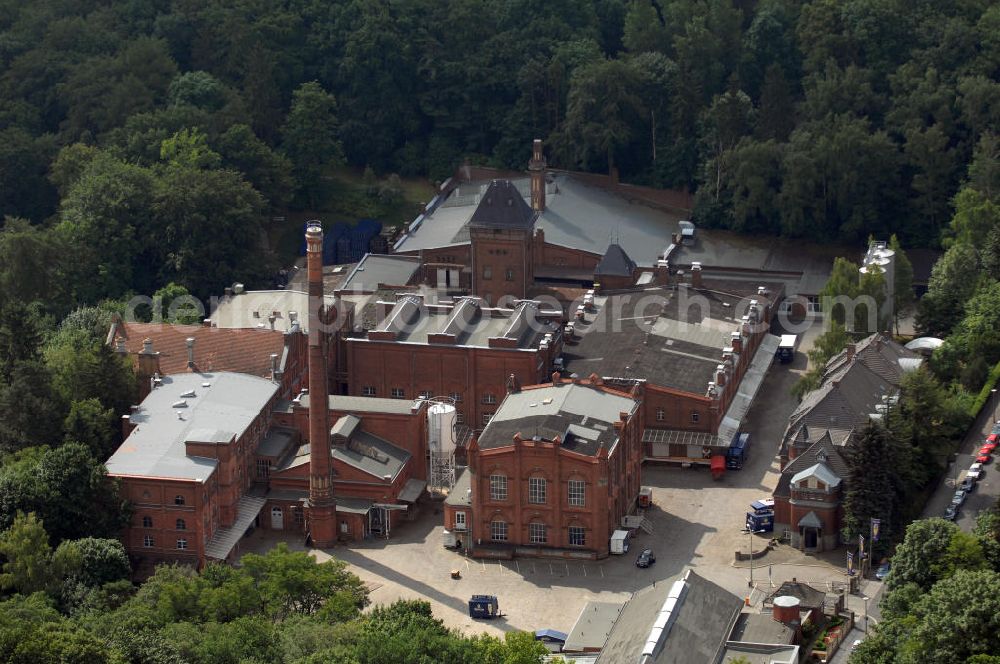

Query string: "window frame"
[142, 516, 153, 528]
[568, 479, 585, 507]
[454, 511, 467, 531]
[569, 526, 586, 546]
[362, 386, 377, 397]
[143, 535, 154, 548]
[176, 538, 188, 550]
[529, 522, 547, 544]
[490, 520, 508, 542]
[174, 495, 185, 506]
[175, 518, 186, 531]
[489, 474, 508, 501]
[528, 476, 547, 504]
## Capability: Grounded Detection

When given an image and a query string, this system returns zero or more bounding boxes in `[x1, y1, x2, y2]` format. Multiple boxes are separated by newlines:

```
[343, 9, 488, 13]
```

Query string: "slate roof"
[112, 322, 287, 378]
[595, 243, 637, 277]
[477, 382, 639, 457]
[596, 568, 743, 664]
[765, 581, 828, 610]
[774, 436, 850, 499]
[791, 462, 842, 488]
[468, 180, 537, 230]
[280, 430, 410, 482]
[564, 280, 781, 395]
[445, 467, 473, 507]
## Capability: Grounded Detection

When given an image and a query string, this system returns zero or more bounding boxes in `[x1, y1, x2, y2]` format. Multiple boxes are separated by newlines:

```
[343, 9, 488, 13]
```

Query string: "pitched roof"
[467, 179, 537, 230]
[790, 462, 842, 488]
[775, 436, 850, 498]
[112, 322, 287, 378]
[765, 581, 828, 610]
[595, 243, 637, 277]
[595, 569, 743, 664]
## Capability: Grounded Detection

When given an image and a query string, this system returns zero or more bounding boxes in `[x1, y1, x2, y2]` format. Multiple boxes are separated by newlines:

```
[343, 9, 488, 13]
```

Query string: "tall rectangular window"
[529, 522, 547, 544]
[256, 458, 270, 479]
[489, 474, 507, 501]
[656, 408, 665, 422]
[143, 535, 154, 548]
[483, 266, 493, 280]
[528, 477, 546, 504]
[454, 511, 466, 531]
[568, 480, 585, 507]
[491, 520, 507, 541]
[569, 526, 585, 546]
[505, 268, 514, 281]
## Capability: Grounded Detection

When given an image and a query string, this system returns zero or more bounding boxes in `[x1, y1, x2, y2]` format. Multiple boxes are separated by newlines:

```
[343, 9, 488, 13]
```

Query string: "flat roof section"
[210, 290, 338, 333]
[107, 372, 279, 482]
[338, 253, 420, 293]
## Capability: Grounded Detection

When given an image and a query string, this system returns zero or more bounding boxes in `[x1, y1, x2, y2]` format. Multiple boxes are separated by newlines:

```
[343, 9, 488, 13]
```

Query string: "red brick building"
[444, 377, 642, 559]
[347, 295, 564, 429]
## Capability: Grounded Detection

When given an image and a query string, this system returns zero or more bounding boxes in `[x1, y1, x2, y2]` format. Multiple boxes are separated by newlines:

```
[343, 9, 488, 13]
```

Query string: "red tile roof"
[112, 322, 286, 378]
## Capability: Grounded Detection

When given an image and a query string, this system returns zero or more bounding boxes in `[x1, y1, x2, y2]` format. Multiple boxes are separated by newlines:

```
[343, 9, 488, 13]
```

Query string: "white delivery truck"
[610, 529, 631, 555]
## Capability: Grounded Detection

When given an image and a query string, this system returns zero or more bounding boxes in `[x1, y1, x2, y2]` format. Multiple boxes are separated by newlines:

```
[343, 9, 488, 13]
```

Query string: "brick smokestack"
[305, 220, 337, 548]
[529, 139, 546, 212]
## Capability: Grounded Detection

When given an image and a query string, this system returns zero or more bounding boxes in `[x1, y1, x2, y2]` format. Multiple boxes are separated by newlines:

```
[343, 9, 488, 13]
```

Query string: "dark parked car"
[636, 549, 656, 568]
[952, 489, 968, 506]
[960, 476, 975, 492]
[875, 562, 891, 580]
[944, 505, 958, 521]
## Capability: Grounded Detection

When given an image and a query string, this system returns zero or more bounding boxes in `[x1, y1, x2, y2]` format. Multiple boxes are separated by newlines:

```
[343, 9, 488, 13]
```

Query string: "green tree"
[888, 518, 971, 591]
[216, 124, 294, 209]
[0, 512, 58, 594]
[888, 235, 914, 333]
[63, 398, 117, 459]
[159, 128, 222, 171]
[562, 58, 646, 174]
[842, 423, 906, 552]
[57, 537, 131, 589]
[916, 243, 981, 337]
[281, 81, 345, 209]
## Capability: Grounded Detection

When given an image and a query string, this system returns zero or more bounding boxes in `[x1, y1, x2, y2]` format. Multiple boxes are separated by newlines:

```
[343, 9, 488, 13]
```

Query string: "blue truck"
[726, 432, 751, 470]
[468, 595, 500, 619]
[746, 499, 775, 532]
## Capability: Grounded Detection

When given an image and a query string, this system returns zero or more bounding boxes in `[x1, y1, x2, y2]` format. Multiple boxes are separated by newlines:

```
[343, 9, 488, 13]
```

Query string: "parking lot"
[243, 323, 859, 637]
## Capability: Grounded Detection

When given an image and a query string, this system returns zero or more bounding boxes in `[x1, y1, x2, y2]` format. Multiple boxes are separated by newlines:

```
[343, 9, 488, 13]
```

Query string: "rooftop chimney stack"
[529, 139, 547, 212]
[186, 337, 195, 369]
[691, 262, 703, 289]
[304, 220, 337, 548]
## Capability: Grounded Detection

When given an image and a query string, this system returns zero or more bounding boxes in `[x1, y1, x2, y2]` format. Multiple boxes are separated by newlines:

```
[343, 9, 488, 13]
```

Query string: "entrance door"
[271, 506, 284, 530]
[436, 268, 447, 287]
[804, 528, 817, 549]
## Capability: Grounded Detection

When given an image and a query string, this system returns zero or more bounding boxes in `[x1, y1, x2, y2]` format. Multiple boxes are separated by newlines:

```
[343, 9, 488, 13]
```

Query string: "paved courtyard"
[242, 320, 877, 637]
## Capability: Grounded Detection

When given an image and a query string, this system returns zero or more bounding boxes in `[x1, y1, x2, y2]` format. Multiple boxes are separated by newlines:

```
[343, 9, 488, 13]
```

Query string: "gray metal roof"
[209, 290, 337, 333]
[729, 613, 795, 646]
[477, 383, 639, 456]
[332, 431, 410, 481]
[292, 394, 420, 415]
[596, 569, 743, 664]
[331, 414, 361, 440]
[107, 373, 278, 481]
[564, 601, 624, 652]
[445, 467, 473, 506]
[205, 495, 267, 559]
[395, 174, 682, 266]
[339, 253, 420, 293]
[258, 427, 298, 458]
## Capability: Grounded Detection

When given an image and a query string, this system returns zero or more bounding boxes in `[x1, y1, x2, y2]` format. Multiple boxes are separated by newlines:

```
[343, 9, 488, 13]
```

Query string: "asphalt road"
[921, 389, 1000, 530]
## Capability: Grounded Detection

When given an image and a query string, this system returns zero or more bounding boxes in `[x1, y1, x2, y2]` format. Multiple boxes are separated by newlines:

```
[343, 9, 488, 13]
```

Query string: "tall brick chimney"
[529, 139, 546, 212]
[305, 221, 337, 548]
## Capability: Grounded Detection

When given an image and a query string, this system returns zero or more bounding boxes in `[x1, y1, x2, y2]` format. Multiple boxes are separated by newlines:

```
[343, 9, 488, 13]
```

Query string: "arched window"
[174, 495, 185, 505]
[176, 518, 186, 530]
[142, 516, 153, 528]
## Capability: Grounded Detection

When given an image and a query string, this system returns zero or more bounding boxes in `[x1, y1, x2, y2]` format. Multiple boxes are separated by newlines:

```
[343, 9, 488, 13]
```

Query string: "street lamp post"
[745, 528, 763, 589]
[863, 595, 870, 635]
